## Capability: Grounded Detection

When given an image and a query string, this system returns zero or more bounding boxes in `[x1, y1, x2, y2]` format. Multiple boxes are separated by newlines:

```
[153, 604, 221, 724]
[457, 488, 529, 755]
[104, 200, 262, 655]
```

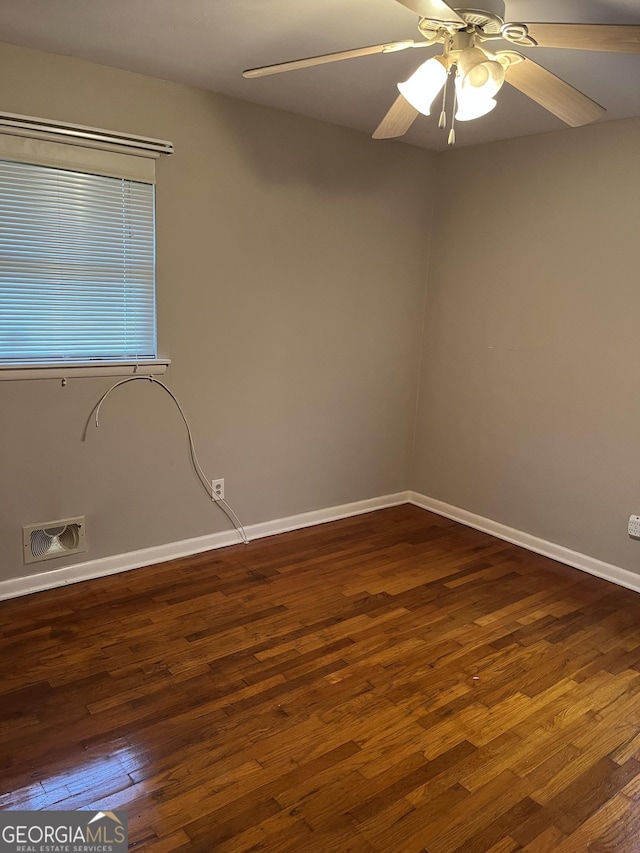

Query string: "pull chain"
[438, 68, 449, 129]
[448, 80, 457, 146]
[439, 39, 451, 130]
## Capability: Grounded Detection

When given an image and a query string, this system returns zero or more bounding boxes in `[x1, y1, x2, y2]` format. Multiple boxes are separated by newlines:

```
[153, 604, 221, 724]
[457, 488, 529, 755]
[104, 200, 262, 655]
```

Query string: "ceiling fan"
[243, 0, 640, 144]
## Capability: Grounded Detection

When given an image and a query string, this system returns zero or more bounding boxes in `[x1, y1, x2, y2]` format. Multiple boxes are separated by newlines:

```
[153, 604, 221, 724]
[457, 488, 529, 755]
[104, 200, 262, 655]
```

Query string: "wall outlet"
[211, 478, 224, 501]
[628, 515, 640, 539]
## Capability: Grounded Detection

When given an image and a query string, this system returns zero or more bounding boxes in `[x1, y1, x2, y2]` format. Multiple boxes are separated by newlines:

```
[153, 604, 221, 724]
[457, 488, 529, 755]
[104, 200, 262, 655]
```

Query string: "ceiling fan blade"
[373, 94, 420, 139]
[243, 40, 415, 78]
[505, 55, 606, 127]
[395, 0, 465, 26]
[525, 23, 640, 53]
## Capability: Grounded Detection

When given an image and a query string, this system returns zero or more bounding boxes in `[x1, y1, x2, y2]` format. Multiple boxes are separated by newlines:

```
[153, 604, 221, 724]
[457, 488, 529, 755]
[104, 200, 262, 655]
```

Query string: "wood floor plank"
[1, 505, 640, 851]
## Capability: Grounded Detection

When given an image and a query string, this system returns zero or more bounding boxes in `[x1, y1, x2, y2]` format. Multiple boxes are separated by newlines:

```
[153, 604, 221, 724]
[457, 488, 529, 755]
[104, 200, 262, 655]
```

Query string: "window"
[0, 161, 156, 364]
[0, 113, 172, 379]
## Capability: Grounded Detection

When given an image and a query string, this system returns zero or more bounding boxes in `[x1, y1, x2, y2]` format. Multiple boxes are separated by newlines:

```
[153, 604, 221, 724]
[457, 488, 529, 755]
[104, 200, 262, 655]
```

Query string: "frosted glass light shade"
[455, 76, 497, 121]
[457, 46, 505, 98]
[397, 57, 447, 116]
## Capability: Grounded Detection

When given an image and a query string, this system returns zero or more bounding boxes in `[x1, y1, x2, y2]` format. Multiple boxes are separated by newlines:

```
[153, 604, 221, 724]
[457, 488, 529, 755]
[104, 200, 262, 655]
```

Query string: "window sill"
[0, 359, 170, 381]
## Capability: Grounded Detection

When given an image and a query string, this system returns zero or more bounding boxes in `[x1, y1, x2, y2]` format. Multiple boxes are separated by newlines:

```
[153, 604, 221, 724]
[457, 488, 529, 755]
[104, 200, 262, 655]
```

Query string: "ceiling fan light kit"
[457, 45, 505, 97]
[243, 0, 640, 146]
[455, 77, 497, 121]
[396, 42, 505, 142]
[398, 55, 448, 115]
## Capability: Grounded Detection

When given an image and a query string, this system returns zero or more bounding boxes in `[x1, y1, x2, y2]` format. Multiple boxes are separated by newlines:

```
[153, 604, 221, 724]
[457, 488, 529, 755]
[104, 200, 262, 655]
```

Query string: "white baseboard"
[0, 491, 410, 601]
[4, 490, 637, 601]
[408, 491, 640, 595]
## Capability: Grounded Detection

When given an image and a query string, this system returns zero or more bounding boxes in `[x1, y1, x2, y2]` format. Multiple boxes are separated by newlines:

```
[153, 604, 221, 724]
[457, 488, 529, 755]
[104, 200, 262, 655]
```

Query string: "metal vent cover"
[23, 516, 86, 564]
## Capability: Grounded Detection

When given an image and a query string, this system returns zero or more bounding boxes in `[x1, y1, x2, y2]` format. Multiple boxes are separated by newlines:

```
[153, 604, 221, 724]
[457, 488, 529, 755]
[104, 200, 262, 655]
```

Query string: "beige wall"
[2, 41, 638, 586]
[0, 43, 434, 581]
[413, 118, 640, 573]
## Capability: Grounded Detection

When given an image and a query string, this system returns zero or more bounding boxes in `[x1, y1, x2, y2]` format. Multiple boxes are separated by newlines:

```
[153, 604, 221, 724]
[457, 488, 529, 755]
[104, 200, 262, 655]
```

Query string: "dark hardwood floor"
[2, 505, 640, 851]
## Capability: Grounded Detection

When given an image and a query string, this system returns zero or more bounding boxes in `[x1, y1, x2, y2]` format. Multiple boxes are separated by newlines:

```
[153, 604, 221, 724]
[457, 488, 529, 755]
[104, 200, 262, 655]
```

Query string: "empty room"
[1, 0, 639, 850]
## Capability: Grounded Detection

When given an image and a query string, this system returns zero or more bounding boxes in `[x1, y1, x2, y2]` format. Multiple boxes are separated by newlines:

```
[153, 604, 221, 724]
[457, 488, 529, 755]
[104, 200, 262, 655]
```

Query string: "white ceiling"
[0, 0, 638, 150]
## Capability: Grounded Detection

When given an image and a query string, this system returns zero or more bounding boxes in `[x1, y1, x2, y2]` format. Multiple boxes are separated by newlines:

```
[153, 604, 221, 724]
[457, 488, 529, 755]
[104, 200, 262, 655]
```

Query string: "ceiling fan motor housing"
[456, 0, 506, 21]
[419, 5, 507, 39]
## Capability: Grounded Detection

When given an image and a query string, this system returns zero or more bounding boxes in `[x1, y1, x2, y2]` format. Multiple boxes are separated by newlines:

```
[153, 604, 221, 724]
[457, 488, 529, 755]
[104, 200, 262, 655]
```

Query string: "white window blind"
[0, 159, 156, 363]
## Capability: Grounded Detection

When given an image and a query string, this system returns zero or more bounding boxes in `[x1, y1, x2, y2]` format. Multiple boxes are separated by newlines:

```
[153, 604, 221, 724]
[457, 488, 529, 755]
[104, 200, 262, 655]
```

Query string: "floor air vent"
[23, 516, 86, 564]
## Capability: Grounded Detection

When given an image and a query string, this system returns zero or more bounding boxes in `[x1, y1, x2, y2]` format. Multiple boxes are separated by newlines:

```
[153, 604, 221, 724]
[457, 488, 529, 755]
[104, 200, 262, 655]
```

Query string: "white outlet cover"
[628, 515, 640, 539]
